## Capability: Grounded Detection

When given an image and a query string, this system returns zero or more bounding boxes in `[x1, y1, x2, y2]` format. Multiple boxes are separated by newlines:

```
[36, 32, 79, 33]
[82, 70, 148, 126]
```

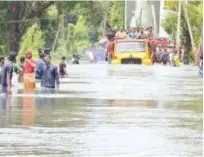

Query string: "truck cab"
[108, 39, 152, 65]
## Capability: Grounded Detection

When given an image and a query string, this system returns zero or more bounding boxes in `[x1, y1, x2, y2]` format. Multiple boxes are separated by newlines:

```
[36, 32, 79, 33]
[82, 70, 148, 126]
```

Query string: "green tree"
[0, 1, 116, 57]
[162, 1, 203, 63]
[0, 1, 53, 53]
[66, 23, 75, 55]
[187, 2, 203, 45]
[52, 15, 90, 61]
[40, 5, 59, 48]
[19, 23, 45, 59]
[109, 1, 124, 29]
[162, 1, 202, 43]
[162, 13, 177, 41]
[66, 16, 90, 54]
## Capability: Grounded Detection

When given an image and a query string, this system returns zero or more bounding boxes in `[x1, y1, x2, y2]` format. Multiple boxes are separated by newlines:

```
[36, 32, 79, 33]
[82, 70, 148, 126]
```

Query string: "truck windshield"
[115, 41, 146, 52]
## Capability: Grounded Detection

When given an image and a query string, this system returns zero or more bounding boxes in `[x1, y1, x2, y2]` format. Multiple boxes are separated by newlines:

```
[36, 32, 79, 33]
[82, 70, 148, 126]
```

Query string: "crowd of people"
[153, 45, 182, 66]
[0, 25, 201, 94]
[0, 50, 68, 94]
[112, 26, 153, 39]
[76, 42, 108, 63]
[153, 44, 203, 70]
[107, 27, 181, 66]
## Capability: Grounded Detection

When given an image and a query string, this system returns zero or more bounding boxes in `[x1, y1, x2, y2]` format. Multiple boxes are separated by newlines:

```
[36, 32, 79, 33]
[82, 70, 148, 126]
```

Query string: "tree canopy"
[162, 1, 202, 63]
[162, 1, 203, 46]
[0, 1, 121, 56]
[0, 0, 201, 63]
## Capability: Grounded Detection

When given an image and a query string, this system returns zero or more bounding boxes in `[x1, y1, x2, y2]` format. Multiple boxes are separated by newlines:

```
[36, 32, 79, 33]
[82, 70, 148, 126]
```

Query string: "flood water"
[0, 64, 203, 157]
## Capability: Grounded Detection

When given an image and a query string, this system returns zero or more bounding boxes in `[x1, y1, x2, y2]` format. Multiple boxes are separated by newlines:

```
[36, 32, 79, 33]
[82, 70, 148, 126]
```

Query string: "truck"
[107, 37, 169, 65]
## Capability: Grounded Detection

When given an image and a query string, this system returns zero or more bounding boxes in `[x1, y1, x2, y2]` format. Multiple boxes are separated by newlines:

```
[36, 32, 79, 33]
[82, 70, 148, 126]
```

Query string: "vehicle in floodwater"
[107, 38, 169, 65]
[108, 39, 152, 65]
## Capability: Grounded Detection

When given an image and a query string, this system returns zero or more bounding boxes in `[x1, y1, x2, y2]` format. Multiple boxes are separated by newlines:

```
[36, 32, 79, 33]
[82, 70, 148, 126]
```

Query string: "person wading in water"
[59, 56, 68, 77]
[2, 52, 16, 94]
[41, 54, 60, 89]
[0, 56, 5, 88]
[35, 52, 45, 82]
[24, 50, 36, 90]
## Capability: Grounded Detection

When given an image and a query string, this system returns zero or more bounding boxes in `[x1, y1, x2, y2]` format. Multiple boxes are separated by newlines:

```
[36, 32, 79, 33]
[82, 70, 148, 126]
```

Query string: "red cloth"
[24, 59, 36, 74]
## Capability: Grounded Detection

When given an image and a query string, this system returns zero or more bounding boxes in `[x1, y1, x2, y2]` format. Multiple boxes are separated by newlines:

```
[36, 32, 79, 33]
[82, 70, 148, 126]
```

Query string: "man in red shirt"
[24, 50, 36, 90]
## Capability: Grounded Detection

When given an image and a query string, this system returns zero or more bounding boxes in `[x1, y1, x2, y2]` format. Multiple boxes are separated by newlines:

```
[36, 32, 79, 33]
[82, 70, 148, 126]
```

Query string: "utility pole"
[176, 0, 182, 47]
[62, 15, 67, 52]
[135, 0, 137, 27]
[183, 0, 195, 47]
[52, 28, 60, 52]
[52, 15, 62, 52]
[103, 1, 109, 37]
[151, 3, 157, 37]
[139, 8, 143, 28]
[159, 0, 165, 37]
[135, 0, 141, 28]
[103, 12, 107, 37]
[183, 0, 196, 64]
[124, 0, 127, 30]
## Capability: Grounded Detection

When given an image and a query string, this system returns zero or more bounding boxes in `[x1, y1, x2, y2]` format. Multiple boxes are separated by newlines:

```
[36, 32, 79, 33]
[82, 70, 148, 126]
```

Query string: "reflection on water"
[0, 94, 11, 127]
[22, 90, 35, 127]
[0, 65, 202, 157]
[35, 88, 56, 110]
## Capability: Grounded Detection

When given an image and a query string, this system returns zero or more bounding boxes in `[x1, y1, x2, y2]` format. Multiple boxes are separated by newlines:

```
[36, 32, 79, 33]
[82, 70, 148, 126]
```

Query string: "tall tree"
[0, 1, 115, 56]
[162, 1, 203, 63]
[109, 1, 125, 29]
[0, 1, 54, 53]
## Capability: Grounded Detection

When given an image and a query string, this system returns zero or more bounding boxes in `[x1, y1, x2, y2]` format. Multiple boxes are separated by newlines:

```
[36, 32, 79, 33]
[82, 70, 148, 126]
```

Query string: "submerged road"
[0, 64, 203, 157]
